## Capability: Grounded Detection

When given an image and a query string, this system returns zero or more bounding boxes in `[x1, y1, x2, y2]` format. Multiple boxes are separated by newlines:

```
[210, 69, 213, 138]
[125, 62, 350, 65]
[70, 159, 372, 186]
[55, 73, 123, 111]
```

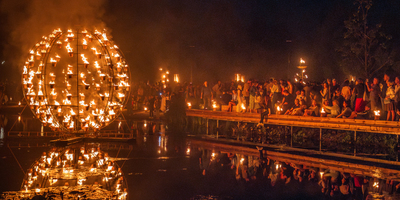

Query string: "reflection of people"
[198, 149, 210, 175]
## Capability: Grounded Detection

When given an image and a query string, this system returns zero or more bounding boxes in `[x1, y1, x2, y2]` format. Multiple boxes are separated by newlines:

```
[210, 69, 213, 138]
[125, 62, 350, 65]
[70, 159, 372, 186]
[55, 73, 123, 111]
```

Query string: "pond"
[1, 121, 399, 200]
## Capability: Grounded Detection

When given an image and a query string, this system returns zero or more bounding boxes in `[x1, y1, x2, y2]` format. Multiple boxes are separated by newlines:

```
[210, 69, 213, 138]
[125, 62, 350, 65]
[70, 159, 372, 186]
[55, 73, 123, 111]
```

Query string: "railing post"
[319, 128, 322, 151]
[216, 119, 219, 139]
[354, 131, 357, 156]
[206, 118, 209, 135]
[397, 135, 399, 162]
[291, 126, 293, 147]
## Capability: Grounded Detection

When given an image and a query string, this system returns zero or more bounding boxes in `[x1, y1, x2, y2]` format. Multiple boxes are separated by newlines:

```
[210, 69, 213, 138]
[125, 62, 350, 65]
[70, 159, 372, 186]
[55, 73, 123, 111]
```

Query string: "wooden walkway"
[186, 109, 400, 135]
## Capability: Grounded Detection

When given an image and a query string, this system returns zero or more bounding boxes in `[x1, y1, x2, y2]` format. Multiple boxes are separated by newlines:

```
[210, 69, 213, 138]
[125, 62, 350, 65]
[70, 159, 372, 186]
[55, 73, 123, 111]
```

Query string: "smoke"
[0, 0, 107, 76]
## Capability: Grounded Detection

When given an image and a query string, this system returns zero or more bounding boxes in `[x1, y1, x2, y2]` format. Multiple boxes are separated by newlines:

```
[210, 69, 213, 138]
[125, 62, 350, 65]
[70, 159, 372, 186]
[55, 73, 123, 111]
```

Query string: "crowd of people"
[131, 73, 400, 122]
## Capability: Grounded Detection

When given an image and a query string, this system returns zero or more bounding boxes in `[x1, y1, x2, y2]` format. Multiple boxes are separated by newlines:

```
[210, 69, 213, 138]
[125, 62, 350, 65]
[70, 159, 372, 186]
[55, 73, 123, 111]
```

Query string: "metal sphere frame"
[22, 28, 131, 132]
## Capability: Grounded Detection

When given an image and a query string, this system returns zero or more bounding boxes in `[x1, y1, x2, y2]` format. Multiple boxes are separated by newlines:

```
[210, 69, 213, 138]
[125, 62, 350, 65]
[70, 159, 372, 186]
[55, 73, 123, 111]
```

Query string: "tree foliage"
[340, 0, 392, 79]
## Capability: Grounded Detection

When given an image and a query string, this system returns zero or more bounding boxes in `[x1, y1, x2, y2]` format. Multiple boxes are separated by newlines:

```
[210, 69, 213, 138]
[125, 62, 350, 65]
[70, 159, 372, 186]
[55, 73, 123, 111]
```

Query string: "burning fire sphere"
[22, 28, 131, 132]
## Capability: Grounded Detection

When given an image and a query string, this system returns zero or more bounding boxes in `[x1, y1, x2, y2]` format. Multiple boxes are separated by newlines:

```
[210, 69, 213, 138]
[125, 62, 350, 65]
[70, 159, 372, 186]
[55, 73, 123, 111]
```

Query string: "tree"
[340, 0, 392, 79]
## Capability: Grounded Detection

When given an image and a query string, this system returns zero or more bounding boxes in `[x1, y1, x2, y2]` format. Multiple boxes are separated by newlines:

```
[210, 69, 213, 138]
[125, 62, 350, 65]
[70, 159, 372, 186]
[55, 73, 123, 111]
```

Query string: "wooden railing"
[7, 131, 60, 138]
[186, 109, 400, 135]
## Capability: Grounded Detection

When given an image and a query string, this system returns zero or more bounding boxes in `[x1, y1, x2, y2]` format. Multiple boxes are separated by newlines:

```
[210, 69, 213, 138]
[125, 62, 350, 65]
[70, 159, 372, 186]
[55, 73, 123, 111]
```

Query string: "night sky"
[0, 0, 399, 84]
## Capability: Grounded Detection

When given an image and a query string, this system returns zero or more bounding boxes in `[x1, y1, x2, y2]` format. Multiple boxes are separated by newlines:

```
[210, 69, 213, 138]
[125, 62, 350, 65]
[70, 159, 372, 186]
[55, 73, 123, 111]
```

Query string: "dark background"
[0, 0, 399, 84]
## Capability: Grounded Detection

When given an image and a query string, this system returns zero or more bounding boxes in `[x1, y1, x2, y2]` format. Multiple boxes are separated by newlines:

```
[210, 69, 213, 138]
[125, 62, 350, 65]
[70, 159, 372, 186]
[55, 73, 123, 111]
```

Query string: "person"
[323, 100, 341, 118]
[394, 77, 400, 119]
[296, 90, 307, 102]
[384, 81, 395, 121]
[339, 178, 351, 199]
[348, 103, 372, 119]
[201, 81, 212, 109]
[353, 78, 365, 112]
[304, 99, 319, 116]
[366, 78, 381, 112]
[284, 99, 300, 115]
[249, 82, 257, 112]
[227, 90, 238, 112]
[237, 85, 244, 112]
[254, 89, 263, 113]
[291, 99, 307, 116]
[336, 101, 352, 118]
[270, 80, 280, 114]
[286, 80, 293, 94]
[243, 80, 251, 111]
[212, 81, 223, 100]
[279, 90, 294, 113]
[320, 82, 329, 104]
[148, 95, 155, 118]
[341, 80, 352, 101]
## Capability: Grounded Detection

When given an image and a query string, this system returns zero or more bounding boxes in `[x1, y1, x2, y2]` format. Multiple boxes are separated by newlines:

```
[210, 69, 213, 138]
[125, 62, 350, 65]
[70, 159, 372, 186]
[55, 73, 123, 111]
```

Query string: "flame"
[63, 114, 71, 123]
[50, 57, 56, 63]
[66, 43, 73, 53]
[94, 61, 100, 69]
[23, 66, 27, 74]
[83, 39, 87, 45]
[321, 107, 325, 113]
[70, 108, 76, 116]
[69, 121, 74, 129]
[374, 110, 380, 116]
[50, 89, 57, 96]
[81, 54, 89, 64]
[102, 32, 108, 41]
[300, 58, 305, 64]
[63, 98, 71, 105]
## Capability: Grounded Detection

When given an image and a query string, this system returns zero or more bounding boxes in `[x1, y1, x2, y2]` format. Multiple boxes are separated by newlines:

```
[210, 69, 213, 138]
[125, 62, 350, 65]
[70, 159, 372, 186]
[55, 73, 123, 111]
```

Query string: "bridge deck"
[186, 109, 400, 135]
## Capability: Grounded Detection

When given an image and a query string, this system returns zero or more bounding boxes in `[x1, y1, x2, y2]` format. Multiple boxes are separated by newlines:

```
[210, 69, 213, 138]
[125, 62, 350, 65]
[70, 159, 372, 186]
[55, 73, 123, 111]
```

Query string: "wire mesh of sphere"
[22, 28, 131, 132]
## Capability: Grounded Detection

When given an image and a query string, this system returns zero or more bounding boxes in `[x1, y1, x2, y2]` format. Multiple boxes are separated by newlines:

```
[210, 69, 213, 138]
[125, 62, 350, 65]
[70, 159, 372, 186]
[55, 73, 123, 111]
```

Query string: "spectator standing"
[320, 82, 329, 104]
[270, 80, 280, 113]
[249, 82, 257, 112]
[367, 78, 381, 112]
[243, 80, 251, 111]
[384, 81, 395, 121]
[353, 78, 365, 112]
[201, 81, 213, 109]
[341, 80, 352, 102]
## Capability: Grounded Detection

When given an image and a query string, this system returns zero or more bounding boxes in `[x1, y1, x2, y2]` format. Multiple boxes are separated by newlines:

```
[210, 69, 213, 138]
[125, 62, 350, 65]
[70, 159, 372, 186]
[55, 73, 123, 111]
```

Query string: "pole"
[319, 128, 322, 151]
[354, 131, 357, 156]
[206, 118, 209, 135]
[291, 126, 293, 147]
[216, 119, 219, 139]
